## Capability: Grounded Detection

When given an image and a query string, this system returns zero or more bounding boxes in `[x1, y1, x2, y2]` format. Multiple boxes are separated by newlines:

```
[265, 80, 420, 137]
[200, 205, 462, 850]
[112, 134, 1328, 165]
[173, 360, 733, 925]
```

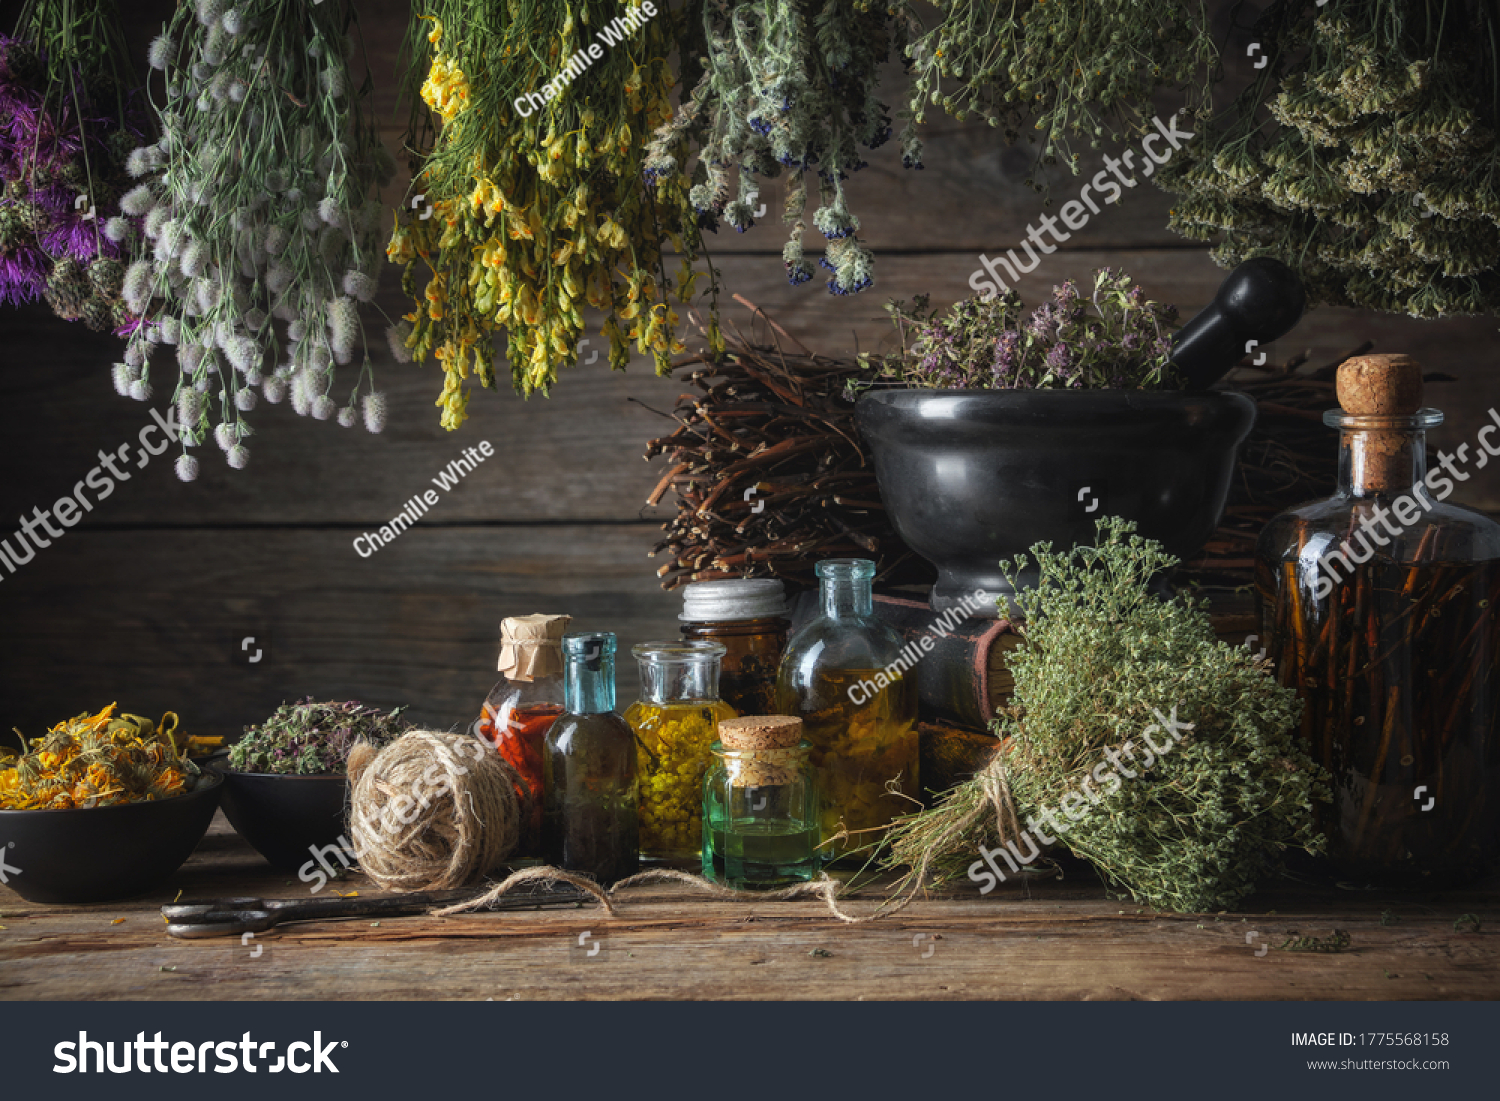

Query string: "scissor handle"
[165, 909, 279, 939]
[162, 896, 282, 920]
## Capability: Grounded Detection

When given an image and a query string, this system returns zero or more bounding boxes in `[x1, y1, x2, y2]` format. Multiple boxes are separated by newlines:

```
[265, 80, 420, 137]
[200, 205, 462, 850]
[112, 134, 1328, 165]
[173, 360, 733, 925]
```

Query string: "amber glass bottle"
[678, 579, 791, 716]
[1256, 355, 1500, 889]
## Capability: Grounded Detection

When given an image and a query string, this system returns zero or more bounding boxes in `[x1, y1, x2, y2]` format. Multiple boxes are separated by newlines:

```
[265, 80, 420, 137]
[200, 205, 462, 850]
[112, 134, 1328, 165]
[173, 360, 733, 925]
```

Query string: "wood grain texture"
[0, 525, 681, 741]
[1, 818, 1496, 1001]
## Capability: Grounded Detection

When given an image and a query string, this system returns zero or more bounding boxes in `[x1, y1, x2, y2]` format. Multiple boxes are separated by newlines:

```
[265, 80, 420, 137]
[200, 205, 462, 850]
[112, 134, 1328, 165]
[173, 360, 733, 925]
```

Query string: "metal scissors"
[162, 884, 590, 939]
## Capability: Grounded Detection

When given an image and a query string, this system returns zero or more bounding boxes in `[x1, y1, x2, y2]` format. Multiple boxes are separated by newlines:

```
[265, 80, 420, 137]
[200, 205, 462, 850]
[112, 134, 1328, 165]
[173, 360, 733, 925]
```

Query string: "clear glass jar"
[624, 640, 738, 861]
[477, 614, 570, 859]
[679, 579, 791, 716]
[775, 558, 919, 861]
[542, 632, 639, 885]
[703, 716, 820, 889]
[1256, 357, 1500, 889]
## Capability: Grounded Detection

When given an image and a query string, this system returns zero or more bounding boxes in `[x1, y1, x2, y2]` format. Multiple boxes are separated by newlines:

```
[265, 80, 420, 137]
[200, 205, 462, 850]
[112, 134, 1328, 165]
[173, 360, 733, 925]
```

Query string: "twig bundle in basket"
[642, 317, 927, 591]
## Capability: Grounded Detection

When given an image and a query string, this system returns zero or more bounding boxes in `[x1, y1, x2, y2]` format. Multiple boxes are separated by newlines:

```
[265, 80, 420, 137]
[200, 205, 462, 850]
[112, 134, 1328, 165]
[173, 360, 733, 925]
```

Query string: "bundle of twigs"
[643, 310, 927, 591]
[1183, 343, 1452, 584]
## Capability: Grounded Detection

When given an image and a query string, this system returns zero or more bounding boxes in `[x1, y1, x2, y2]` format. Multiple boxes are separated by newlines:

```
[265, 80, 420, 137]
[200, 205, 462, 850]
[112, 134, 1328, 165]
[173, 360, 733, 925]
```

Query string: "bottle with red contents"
[477, 613, 570, 860]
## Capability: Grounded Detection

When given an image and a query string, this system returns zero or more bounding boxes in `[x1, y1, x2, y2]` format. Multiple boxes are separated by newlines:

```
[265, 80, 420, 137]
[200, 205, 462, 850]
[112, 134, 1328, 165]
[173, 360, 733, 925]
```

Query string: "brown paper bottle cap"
[499, 614, 571, 681]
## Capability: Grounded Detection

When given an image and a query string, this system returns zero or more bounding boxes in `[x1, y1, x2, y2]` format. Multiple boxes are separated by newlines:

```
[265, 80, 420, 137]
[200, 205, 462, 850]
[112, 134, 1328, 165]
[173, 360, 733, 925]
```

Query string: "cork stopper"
[1337, 354, 1423, 416]
[498, 614, 571, 681]
[719, 715, 802, 751]
[1334, 354, 1424, 493]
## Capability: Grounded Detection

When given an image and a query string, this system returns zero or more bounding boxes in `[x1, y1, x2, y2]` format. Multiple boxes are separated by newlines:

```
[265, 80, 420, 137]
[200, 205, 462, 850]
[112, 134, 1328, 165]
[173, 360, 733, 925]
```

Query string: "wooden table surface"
[2, 814, 1497, 1001]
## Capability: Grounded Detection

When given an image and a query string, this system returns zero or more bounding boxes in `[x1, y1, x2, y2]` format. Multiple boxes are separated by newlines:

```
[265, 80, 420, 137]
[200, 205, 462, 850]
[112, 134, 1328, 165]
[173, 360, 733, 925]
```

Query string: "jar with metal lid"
[703, 715, 820, 889]
[679, 579, 791, 716]
[624, 640, 738, 860]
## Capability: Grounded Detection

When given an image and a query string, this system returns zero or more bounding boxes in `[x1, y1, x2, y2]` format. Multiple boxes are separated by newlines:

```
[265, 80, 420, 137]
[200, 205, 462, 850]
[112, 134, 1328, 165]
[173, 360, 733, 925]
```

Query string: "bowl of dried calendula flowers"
[0, 704, 223, 904]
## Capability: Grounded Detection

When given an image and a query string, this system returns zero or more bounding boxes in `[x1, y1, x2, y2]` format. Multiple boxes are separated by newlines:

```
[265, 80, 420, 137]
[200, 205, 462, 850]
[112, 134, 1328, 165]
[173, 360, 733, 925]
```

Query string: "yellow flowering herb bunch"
[390, 1, 711, 429]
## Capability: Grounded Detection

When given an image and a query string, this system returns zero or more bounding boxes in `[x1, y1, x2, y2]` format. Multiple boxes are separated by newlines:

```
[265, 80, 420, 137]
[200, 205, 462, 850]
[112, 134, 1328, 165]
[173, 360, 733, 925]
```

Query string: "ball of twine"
[348, 728, 521, 892]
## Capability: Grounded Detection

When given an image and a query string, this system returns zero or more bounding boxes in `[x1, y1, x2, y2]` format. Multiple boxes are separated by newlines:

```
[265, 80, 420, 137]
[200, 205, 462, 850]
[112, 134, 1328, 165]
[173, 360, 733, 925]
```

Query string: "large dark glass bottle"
[1256, 354, 1500, 889]
[542, 632, 640, 885]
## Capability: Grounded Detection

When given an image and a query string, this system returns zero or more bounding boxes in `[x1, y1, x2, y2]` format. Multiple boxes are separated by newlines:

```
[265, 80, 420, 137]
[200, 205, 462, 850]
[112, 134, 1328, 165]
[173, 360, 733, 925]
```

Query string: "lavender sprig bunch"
[118, 0, 399, 480]
[227, 697, 411, 776]
[643, 0, 922, 296]
[865, 268, 1181, 391]
[0, 2, 149, 327]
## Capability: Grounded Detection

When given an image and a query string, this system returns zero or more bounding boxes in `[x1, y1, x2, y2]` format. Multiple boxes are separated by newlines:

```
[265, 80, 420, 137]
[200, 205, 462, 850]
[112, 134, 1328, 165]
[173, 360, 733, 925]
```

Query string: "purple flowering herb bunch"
[863, 268, 1182, 392]
[226, 698, 413, 777]
[0, 1, 149, 328]
[642, 0, 922, 297]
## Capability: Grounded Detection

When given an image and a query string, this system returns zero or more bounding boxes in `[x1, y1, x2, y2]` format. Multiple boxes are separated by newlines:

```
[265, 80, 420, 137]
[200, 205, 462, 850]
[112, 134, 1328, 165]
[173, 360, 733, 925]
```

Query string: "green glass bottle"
[542, 632, 639, 885]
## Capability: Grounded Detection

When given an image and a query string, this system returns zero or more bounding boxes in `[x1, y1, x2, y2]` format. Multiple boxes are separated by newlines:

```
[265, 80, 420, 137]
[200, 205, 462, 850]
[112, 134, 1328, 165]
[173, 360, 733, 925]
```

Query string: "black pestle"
[1170, 257, 1307, 390]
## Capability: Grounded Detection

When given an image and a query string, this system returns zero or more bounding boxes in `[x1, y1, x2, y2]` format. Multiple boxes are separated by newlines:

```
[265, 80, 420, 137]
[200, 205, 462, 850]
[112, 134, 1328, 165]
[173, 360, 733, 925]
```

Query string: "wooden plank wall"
[2, 0, 1498, 747]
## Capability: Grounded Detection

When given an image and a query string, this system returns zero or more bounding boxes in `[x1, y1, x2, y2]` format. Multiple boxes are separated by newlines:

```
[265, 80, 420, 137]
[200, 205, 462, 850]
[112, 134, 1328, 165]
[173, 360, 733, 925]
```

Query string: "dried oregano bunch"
[389, 1, 702, 428]
[119, 0, 397, 479]
[885, 517, 1328, 913]
[644, 0, 921, 295]
[904, 0, 1216, 185]
[228, 698, 411, 776]
[863, 268, 1180, 390]
[1159, 0, 1500, 318]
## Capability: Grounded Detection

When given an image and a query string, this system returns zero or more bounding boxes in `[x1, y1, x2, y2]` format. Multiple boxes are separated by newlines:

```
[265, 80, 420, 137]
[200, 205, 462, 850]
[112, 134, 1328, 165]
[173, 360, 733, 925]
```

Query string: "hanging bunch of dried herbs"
[1159, 0, 1500, 318]
[903, 0, 1216, 185]
[644, 0, 921, 295]
[883, 517, 1328, 914]
[119, 0, 397, 480]
[389, 1, 704, 429]
[0, 0, 149, 326]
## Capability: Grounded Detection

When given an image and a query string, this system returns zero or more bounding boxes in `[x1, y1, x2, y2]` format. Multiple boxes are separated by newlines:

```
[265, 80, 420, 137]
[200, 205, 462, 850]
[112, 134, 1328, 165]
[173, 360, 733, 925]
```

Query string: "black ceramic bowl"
[218, 770, 349, 872]
[0, 772, 223, 904]
[856, 388, 1257, 616]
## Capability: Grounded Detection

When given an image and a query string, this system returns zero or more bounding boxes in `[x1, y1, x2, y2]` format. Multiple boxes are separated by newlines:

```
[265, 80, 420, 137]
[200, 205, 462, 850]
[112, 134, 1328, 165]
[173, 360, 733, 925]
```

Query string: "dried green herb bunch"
[118, 0, 398, 479]
[863, 268, 1180, 390]
[228, 698, 411, 776]
[904, 0, 1216, 185]
[1160, 0, 1500, 318]
[884, 517, 1328, 913]
[644, 0, 921, 294]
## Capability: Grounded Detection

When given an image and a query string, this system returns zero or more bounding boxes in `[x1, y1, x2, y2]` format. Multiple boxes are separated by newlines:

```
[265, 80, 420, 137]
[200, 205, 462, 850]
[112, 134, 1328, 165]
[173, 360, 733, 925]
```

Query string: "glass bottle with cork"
[703, 715, 820, 889]
[624, 640, 737, 861]
[678, 579, 791, 716]
[542, 632, 640, 885]
[775, 558, 919, 861]
[1256, 353, 1500, 889]
[477, 613, 570, 860]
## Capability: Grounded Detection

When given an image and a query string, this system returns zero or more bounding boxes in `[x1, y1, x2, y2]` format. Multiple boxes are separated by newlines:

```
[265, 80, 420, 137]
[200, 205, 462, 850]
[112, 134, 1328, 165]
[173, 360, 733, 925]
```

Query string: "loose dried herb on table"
[883, 517, 1330, 914]
[227, 698, 411, 776]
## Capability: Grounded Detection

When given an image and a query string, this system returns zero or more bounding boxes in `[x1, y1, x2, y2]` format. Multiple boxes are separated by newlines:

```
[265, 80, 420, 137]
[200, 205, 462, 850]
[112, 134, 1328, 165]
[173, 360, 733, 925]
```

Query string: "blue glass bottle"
[542, 632, 640, 885]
